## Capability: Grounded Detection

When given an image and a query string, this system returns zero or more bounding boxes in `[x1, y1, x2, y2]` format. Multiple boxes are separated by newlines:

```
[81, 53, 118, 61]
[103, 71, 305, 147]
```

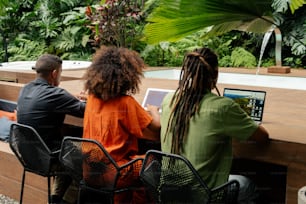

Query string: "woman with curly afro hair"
[82, 46, 160, 203]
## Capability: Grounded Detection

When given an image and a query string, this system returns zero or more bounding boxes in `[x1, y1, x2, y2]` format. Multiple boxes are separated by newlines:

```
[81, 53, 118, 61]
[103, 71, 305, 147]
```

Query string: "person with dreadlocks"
[82, 46, 160, 203]
[160, 47, 269, 203]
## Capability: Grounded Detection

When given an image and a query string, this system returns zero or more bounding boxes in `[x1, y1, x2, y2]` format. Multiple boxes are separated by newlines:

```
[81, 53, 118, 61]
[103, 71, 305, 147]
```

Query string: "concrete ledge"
[0, 82, 23, 101]
[267, 66, 291, 74]
[0, 69, 84, 84]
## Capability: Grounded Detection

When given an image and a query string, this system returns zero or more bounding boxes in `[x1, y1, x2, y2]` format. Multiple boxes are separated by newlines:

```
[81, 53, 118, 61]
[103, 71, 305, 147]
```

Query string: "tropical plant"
[143, 0, 305, 67]
[50, 6, 93, 59]
[85, 0, 146, 50]
[144, 0, 305, 43]
[0, 0, 97, 62]
[8, 38, 47, 61]
[231, 47, 257, 68]
[0, 0, 34, 61]
[144, 0, 274, 43]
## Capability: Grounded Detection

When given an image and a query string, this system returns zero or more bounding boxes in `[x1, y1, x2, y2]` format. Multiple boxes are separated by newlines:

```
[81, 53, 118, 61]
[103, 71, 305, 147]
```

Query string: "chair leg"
[20, 169, 26, 204]
[48, 176, 51, 204]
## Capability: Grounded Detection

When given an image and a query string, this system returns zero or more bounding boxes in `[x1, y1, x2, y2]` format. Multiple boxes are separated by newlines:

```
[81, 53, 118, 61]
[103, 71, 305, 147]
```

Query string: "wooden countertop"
[60, 75, 306, 145]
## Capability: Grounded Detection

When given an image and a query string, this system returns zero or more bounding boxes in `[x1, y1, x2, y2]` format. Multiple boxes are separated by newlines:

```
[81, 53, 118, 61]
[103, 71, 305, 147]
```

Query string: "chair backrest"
[140, 150, 211, 204]
[59, 137, 120, 190]
[60, 137, 144, 204]
[210, 179, 240, 204]
[9, 123, 53, 176]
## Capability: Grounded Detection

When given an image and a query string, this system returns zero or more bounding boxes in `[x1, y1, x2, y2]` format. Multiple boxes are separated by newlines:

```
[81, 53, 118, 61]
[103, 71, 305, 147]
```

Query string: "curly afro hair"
[84, 46, 146, 100]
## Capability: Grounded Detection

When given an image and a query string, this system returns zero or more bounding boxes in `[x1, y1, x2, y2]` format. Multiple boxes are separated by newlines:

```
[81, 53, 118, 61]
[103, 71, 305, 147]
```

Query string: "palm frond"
[289, 0, 306, 13]
[144, 0, 274, 44]
[272, 0, 306, 13]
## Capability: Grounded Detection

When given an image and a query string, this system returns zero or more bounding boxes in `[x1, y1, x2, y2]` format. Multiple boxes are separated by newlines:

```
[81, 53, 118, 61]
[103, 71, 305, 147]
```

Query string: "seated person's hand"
[146, 104, 160, 115]
[75, 90, 88, 102]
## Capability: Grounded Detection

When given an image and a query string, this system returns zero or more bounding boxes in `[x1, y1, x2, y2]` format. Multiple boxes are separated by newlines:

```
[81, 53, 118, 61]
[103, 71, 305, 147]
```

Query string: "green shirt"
[160, 92, 258, 188]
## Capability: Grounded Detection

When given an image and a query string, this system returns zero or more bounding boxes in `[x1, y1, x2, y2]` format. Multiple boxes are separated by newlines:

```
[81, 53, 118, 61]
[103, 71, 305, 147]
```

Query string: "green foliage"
[141, 0, 305, 68]
[280, 6, 306, 56]
[86, 0, 146, 49]
[219, 56, 232, 67]
[271, 4, 306, 68]
[141, 29, 212, 66]
[272, 0, 306, 14]
[0, 0, 97, 62]
[231, 47, 257, 68]
[0, 0, 304, 69]
[141, 43, 183, 66]
[8, 38, 47, 61]
[261, 58, 276, 67]
[51, 6, 92, 54]
[283, 57, 304, 68]
[61, 51, 92, 61]
[144, 0, 274, 44]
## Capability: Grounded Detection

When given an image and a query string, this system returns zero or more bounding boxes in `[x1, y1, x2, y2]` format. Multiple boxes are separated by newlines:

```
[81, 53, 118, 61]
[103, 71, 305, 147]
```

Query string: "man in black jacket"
[17, 54, 86, 203]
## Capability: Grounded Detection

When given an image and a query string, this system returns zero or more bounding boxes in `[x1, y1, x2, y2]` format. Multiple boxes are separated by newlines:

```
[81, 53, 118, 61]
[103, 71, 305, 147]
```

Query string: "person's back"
[160, 47, 269, 203]
[17, 79, 85, 150]
[82, 46, 160, 204]
[17, 54, 85, 150]
[16, 54, 86, 203]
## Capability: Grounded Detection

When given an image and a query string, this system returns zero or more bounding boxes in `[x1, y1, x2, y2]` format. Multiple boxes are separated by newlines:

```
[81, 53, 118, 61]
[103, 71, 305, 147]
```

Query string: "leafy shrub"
[284, 57, 304, 68]
[86, 0, 145, 49]
[8, 39, 47, 61]
[261, 58, 275, 67]
[219, 56, 232, 67]
[231, 47, 257, 68]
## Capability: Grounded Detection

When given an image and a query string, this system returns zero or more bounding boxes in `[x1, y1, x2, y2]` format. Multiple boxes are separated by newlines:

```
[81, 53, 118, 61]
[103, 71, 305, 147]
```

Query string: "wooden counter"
[60, 77, 306, 203]
[1, 70, 306, 203]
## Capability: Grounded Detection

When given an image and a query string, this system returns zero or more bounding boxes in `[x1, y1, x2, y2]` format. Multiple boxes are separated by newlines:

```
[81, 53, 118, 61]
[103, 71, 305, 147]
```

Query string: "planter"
[267, 66, 291, 74]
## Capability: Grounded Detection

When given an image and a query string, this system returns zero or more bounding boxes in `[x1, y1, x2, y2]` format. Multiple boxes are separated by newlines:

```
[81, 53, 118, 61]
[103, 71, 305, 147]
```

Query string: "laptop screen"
[223, 88, 266, 122]
[142, 88, 174, 111]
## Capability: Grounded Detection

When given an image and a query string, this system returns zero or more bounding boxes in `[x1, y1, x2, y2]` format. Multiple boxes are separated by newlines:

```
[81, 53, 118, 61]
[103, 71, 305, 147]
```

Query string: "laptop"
[223, 88, 266, 124]
[142, 88, 175, 112]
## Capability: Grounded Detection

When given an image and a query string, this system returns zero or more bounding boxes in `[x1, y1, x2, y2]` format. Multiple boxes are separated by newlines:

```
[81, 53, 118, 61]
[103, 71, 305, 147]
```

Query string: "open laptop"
[223, 88, 266, 124]
[142, 88, 175, 112]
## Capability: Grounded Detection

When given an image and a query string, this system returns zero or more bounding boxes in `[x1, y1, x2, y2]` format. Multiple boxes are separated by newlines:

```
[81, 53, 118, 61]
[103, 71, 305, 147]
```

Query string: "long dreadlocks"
[166, 47, 220, 154]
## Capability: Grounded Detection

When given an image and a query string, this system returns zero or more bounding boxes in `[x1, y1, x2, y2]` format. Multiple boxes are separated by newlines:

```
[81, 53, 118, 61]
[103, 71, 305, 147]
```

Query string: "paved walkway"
[0, 194, 18, 204]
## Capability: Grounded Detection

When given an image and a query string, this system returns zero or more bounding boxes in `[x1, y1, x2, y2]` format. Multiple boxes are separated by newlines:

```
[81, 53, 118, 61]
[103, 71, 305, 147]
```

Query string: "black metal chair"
[59, 136, 144, 204]
[139, 150, 240, 204]
[9, 123, 61, 204]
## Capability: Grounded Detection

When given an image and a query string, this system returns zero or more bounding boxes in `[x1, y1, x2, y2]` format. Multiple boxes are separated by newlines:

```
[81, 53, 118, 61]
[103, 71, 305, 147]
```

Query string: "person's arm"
[141, 104, 161, 141]
[55, 88, 86, 118]
[248, 125, 269, 144]
[75, 90, 88, 102]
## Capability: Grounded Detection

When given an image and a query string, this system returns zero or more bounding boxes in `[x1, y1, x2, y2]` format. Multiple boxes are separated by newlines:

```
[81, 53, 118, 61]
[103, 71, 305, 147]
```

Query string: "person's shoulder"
[205, 92, 235, 108]
[163, 92, 175, 102]
[206, 92, 231, 101]
[48, 85, 69, 94]
[122, 95, 135, 101]
[22, 80, 36, 88]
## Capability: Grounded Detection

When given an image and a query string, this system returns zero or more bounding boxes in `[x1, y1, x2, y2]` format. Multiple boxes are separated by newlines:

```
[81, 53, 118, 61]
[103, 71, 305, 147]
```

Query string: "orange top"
[82, 94, 152, 162]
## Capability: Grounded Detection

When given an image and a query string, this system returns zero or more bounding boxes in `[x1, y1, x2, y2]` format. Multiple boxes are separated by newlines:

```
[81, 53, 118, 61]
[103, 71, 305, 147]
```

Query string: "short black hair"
[32, 54, 62, 75]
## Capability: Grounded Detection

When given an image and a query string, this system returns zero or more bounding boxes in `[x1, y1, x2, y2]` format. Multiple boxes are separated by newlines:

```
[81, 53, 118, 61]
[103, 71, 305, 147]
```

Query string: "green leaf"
[144, 0, 275, 44]
[82, 35, 90, 47]
[289, 0, 306, 13]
